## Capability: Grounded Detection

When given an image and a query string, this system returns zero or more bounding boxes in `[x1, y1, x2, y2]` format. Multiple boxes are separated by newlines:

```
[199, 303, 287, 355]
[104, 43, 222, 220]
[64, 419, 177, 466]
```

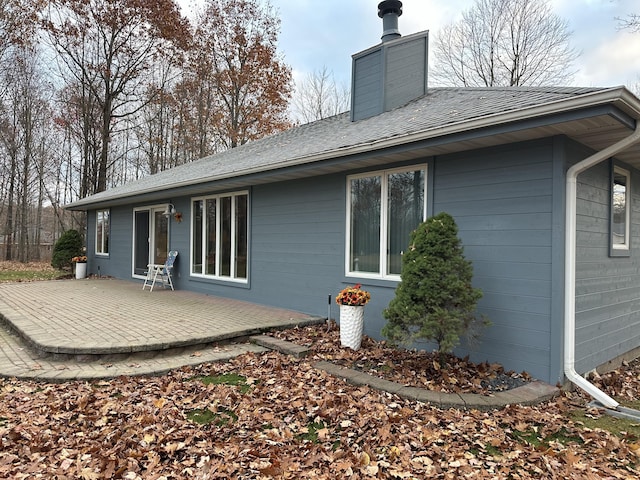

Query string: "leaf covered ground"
[271, 324, 531, 394]
[1, 327, 640, 479]
[0, 261, 67, 283]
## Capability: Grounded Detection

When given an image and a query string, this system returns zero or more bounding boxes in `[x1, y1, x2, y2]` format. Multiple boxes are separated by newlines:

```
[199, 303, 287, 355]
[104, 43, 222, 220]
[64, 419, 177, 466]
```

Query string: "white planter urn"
[75, 262, 87, 279]
[339, 305, 365, 350]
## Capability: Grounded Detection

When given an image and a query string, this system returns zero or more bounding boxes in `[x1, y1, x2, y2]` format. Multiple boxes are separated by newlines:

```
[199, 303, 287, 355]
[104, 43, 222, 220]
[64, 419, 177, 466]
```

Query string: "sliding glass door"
[133, 206, 169, 276]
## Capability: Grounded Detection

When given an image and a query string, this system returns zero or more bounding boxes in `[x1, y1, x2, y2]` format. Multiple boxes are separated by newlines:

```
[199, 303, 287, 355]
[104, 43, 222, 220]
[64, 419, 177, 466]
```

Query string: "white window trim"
[95, 208, 110, 256]
[190, 191, 249, 283]
[612, 166, 631, 251]
[345, 164, 428, 280]
[131, 204, 171, 279]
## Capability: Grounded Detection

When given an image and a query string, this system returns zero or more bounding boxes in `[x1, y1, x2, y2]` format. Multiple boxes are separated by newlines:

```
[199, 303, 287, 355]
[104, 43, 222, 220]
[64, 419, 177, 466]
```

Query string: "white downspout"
[565, 123, 640, 409]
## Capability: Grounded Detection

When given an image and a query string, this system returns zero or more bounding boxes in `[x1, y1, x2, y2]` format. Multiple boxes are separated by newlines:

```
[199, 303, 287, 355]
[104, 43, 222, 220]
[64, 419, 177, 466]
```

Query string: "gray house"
[67, 2, 640, 391]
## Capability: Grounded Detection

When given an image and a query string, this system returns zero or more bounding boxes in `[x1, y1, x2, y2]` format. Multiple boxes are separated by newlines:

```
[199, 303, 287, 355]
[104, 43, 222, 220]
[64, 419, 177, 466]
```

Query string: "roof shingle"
[66, 86, 610, 208]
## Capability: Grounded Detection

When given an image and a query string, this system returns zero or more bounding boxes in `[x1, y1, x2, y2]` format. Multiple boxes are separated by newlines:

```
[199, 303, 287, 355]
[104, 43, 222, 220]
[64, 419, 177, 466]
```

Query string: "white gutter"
[564, 122, 640, 409]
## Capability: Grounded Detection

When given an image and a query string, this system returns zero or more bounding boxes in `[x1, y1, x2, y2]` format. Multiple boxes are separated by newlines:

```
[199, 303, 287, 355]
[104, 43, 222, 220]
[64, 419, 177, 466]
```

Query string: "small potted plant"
[336, 283, 371, 350]
[72, 255, 88, 279]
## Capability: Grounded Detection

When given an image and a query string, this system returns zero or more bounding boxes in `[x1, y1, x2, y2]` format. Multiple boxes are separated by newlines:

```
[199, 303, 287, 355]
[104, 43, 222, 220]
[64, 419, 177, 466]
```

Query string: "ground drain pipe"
[565, 123, 640, 410]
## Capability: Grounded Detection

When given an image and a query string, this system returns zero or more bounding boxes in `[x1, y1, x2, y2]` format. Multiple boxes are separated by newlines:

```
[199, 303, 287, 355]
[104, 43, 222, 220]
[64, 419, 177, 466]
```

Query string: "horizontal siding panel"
[577, 310, 640, 344]
[254, 221, 341, 234]
[252, 260, 339, 276]
[464, 343, 550, 379]
[577, 260, 640, 277]
[481, 324, 550, 351]
[436, 143, 552, 173]
[456, 213, 552, 231]
[576, 274, 640, 295]
[576, 231, 609, 245]
[576, 299, 640, 327]
[480, 308, 550, 332]
[480, 292, 550, 315]
[476, 275, 551, 298]
[460, 229, 550, 247]
[464, 245, 551, 263]
[253, 242, 341, 256]
[576, 327, 640, 374]
[437, 163, 552, 190]
[438, 195, 552, 216]
[437, 178, 552, 203]
[473, 260, 551, 281]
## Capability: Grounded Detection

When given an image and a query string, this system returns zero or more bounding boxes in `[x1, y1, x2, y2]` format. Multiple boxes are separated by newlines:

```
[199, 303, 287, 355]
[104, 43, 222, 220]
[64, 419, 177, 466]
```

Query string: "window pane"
[96, 211, 104, 253]
[192, 200, 203, 274]
[350, 176, 381, 273]
[103, 210, 109, 254]
[153, 212, 168, 264]
[96, 209, 109, 254]
[613, 171, 628, 246]
[220, 196, 232, 276]
[206, 199, 217, 275]
[235, 195, 248, 279]
[388, 170, 424, 275]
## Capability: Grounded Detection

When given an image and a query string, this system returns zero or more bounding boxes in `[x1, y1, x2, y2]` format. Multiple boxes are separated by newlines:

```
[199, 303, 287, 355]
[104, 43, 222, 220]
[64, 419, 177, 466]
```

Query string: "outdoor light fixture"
[163, 204, 176, 217]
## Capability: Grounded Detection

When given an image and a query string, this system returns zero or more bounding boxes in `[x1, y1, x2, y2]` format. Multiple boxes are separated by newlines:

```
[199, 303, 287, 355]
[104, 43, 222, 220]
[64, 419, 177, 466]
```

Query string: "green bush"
[51, 229, 83, 270]
[382, 212, 488, 354]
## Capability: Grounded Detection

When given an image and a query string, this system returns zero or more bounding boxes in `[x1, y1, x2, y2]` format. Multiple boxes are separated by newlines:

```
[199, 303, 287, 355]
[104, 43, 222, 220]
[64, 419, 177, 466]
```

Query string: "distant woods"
[1, 0, 297, 260]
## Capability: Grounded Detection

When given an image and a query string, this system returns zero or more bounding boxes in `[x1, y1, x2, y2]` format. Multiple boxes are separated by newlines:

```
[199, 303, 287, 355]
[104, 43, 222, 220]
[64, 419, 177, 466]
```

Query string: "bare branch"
[291, 66, 350, 123]
[432, 0, 578, 87]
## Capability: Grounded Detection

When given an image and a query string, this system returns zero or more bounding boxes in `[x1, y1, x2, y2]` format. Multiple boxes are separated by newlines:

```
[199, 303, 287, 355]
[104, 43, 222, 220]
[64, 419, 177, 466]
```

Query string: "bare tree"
[42, 0, 190, 195]
[0, 44, 56, 261]
[291, 66, 350, 123]
[432, 0, 578, 87]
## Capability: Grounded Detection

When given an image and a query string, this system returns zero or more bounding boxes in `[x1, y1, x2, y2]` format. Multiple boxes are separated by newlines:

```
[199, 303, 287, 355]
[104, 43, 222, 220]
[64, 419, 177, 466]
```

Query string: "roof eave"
[65, 86, 640, 211]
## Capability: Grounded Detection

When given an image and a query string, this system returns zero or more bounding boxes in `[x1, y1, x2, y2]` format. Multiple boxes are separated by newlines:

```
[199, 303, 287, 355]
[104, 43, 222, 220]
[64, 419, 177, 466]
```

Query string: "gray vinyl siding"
[574, 154, 640, 374]
[351, 32, 428, 121]
[351, 49, 383, 121]
[87, 205, 133, 279]
[432, 139, 558, 382]
[384, 34, 428, 112]
[183, 175, 346, 317]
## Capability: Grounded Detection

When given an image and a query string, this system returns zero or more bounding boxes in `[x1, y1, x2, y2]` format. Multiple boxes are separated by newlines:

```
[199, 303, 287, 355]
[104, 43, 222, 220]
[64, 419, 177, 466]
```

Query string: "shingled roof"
[67, 85, 634, 209]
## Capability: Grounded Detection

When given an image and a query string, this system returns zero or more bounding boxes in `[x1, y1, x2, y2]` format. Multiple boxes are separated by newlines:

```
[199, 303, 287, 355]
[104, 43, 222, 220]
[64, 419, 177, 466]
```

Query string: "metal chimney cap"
[378, 0, 403, 18]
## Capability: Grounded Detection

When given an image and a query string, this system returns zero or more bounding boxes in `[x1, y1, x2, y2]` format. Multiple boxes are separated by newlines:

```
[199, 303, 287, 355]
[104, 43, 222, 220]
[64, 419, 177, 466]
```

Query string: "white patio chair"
[143, 250, 178, 292]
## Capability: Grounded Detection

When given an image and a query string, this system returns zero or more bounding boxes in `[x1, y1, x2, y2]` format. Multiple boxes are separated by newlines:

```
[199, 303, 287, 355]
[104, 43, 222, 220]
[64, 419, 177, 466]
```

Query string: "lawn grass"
[194, 372, 253, 393]
[568, 399, 640, 440]
[0, 261, 67, 282]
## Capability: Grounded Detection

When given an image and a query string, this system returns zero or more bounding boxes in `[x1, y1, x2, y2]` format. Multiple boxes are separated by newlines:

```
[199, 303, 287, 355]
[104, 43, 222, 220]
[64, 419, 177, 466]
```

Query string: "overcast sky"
[180, 0, 640, 91]
[268, 0, 640, 91]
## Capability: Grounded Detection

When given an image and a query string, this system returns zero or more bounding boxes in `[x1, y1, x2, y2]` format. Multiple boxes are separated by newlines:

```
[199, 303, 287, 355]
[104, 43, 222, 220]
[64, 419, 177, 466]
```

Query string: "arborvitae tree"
[51, 229, 83, 270]
[382, 212, 486, 354]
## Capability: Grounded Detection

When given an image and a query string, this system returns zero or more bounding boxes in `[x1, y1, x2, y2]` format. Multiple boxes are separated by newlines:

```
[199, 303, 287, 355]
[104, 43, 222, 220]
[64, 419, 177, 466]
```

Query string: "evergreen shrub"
[51, 229, 83, 270]
[382, 212, 488, 354]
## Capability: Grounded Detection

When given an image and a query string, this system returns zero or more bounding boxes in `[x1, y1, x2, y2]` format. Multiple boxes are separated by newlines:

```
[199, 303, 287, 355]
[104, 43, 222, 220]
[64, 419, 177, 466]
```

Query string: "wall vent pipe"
[378, 0, 403, 42]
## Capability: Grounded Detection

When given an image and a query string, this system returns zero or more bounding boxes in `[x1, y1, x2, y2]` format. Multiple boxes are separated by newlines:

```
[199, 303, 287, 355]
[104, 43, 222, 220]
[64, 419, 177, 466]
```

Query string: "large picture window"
[191, 192, 248, 281]
[95, 209, 110, 255]
[347, 165, 427, 279]
[611, 166, 630, 254]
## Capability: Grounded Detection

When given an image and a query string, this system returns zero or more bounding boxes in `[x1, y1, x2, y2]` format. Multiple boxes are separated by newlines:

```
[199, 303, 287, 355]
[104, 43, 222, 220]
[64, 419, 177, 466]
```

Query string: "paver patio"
[0, 278, 323, 380]
[0, 278, 559, 409]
